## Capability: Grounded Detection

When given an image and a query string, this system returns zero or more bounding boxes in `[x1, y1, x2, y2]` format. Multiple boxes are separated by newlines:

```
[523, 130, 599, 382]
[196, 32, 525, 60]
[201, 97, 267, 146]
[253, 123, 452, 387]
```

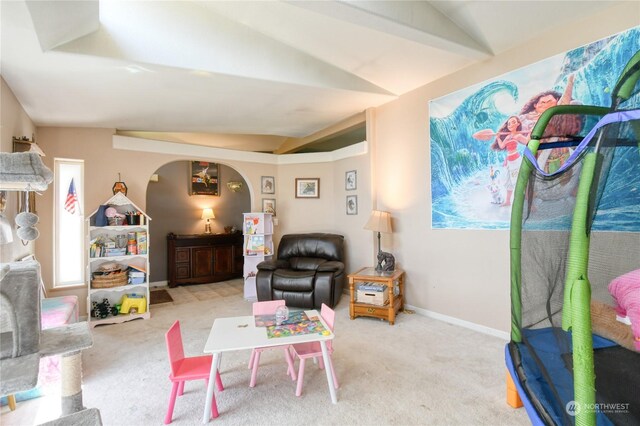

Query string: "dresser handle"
[367, 307, 376, 313]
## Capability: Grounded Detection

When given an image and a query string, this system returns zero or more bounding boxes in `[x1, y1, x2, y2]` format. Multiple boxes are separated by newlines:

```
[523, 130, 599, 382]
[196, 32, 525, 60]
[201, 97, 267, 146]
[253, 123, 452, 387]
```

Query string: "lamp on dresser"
[201, 208, 215, 234]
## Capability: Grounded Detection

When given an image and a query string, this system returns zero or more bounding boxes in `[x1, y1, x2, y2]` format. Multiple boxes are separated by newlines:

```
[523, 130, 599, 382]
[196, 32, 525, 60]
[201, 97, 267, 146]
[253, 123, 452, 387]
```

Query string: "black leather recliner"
[256, 233, 345, 309]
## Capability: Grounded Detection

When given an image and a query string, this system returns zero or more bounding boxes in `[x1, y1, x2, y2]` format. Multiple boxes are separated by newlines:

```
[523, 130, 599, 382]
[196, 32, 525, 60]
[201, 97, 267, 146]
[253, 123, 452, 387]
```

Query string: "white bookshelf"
[242, 213, 273, 301]
[86, 193, 151, 327]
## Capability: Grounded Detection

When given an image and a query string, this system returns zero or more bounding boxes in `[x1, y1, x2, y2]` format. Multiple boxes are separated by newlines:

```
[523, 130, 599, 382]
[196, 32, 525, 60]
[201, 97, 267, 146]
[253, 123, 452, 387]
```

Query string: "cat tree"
[0, 152, 100, 424]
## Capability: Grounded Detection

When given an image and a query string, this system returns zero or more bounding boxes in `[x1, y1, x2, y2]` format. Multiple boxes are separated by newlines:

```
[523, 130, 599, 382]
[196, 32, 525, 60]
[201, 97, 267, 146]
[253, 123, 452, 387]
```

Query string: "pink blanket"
[39, 296, 79, 388]
[608, 269, 640, 351]
[41, 295, 79, 328]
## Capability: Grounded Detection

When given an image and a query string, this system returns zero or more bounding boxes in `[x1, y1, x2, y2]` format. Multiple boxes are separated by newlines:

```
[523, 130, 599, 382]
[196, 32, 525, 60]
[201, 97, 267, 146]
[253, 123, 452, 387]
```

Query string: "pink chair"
[164, 320, 224, 424]
[290, 303, 339, 397]
[249, 300, 297, 387]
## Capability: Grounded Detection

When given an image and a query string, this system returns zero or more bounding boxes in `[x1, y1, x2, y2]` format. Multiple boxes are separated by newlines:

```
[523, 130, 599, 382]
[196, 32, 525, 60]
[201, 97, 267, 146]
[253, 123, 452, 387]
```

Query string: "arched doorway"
[145, 160, 250, 284]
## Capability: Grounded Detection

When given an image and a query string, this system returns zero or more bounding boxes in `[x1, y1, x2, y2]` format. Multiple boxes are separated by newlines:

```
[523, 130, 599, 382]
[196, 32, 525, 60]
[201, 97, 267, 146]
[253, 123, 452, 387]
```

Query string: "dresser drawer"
[175, 263, 190, 279]
[352, 303, 390, 320]
[176, 248, 190, 263]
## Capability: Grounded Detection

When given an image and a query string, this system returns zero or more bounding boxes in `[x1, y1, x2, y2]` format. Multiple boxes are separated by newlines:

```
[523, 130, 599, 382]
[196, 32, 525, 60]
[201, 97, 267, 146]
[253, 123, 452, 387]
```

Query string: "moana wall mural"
[429, 26, 639, 230]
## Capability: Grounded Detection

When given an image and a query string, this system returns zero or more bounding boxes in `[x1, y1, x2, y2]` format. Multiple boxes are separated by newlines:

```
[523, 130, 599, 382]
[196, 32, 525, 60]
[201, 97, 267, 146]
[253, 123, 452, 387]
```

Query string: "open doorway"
[145, 160, 250, 285]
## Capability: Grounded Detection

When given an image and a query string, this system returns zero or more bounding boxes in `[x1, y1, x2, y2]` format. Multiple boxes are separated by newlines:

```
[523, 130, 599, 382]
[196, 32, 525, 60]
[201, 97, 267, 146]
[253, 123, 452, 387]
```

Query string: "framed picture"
[262, 198, 276, 215]
[112, 181, 128, 196]
[190, 161, 219, 196]
[345, 170, 357, 191]
[346, 195, 357, 215]
[261, 176, 275, 194]
[295, 178, 320, 198]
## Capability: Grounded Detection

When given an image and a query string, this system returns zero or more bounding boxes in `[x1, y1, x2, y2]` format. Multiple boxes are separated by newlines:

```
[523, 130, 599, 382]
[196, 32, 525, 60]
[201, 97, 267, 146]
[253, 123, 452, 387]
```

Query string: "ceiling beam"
[25, 0, 99, 51]
[275, 111, 366, 154]
[288, 0, 492, 58]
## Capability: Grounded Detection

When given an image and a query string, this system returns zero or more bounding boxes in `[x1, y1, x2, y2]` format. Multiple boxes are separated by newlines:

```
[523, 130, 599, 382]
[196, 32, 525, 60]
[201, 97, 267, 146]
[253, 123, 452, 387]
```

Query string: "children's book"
[136, 231, 147, 255]
[244, 217, 259, 234]
[246, 235, 265, 255]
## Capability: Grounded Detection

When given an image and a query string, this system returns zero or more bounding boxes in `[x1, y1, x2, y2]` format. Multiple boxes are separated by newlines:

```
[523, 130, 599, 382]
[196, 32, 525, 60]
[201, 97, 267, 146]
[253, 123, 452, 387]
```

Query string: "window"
[54, 159, 84, 288]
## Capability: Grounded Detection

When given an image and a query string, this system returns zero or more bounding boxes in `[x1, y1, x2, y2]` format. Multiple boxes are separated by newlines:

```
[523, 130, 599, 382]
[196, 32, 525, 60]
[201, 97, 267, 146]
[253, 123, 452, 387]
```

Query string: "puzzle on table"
[266, 315, 328, 339]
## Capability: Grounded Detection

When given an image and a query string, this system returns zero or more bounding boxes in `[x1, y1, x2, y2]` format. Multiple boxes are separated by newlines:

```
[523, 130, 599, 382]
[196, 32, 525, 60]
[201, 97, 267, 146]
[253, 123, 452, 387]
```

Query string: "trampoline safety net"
[510, 109, 640, 425]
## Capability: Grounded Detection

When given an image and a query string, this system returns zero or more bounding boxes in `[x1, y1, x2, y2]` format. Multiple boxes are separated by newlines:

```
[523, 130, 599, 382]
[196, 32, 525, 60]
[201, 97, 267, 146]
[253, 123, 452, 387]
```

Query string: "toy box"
[356, 282, 389, 305]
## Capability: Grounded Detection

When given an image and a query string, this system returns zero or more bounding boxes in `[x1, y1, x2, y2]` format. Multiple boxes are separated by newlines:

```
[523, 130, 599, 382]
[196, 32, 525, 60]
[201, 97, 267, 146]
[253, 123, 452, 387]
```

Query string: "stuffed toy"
[608, 269, 640, 351]
[590, 299, 636, 352]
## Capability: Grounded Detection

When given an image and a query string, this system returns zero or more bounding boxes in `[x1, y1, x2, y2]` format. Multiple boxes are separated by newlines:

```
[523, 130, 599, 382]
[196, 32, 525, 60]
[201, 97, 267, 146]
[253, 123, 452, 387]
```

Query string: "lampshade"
[201, 208, 215, 220]
[364, 210, 392, 233]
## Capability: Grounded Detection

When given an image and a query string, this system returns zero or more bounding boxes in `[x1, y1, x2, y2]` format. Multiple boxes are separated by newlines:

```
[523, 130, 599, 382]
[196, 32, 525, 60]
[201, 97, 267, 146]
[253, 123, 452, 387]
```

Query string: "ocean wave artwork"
[429, 26, 640, 230]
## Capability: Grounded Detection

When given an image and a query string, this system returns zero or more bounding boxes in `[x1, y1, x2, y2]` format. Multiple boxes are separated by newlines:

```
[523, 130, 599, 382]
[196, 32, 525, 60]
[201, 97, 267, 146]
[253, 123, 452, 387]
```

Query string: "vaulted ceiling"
[0, 1, 623, 152]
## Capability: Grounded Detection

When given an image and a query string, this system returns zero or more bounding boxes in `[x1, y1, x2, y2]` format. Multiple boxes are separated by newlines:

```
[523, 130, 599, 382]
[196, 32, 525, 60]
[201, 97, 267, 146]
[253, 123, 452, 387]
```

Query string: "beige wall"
[0, 77, 37, 263]
[274, 149, 372, 276]
[371, 4, 640, 332]
[276, 163, 335, 233]
[333, 153, 372, 278]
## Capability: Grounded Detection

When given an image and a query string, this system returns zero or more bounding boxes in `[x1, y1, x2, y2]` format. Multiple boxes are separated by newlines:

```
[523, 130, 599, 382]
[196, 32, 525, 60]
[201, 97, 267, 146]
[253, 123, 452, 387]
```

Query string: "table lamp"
[201, 208, 215, 234]
[364, 210, 393, 271]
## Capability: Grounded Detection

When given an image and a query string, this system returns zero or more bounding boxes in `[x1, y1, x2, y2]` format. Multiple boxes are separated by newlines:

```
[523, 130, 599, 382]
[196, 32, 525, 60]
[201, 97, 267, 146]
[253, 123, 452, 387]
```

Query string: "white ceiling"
[0, 1, 622, 149]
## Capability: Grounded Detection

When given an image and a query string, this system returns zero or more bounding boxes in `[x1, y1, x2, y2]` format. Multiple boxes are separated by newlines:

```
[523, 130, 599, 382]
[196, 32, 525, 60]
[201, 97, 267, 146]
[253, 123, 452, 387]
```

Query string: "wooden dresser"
[167, 233, 243, 287]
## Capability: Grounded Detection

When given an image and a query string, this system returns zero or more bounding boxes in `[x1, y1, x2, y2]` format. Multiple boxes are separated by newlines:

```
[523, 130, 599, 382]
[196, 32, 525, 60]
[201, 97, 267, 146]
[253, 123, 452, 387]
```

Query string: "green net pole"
[612, 50, 640, 103]
[572, 278, 595, 426]
[561, 153, 595, 328]
[509, 139, 539, 342]
[563, 152, 598, 426]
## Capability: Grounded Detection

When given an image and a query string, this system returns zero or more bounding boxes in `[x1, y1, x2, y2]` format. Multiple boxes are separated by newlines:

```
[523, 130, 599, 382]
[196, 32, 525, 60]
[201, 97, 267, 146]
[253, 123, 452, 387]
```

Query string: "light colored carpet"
[0, 279, 529, 425]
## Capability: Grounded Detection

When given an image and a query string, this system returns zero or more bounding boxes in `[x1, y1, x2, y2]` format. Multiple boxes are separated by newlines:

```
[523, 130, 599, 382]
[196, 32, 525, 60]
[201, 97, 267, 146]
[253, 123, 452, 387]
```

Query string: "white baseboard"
[405, 304, 510, 341]
[150, 281, 168, 288]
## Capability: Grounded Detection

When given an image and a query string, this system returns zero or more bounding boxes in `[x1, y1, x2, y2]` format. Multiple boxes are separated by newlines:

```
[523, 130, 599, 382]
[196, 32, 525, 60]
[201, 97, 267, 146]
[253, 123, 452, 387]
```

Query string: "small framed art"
[262, 198, 276, 215]
[345, 170, 357, 191]
[346, 195, 357, 215]
[295, 178, 320, 198]
[261, 176, 275, 194]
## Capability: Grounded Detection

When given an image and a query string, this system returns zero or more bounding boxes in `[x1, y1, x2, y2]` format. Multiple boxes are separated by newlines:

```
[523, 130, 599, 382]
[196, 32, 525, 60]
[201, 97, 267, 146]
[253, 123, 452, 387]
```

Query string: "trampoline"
[506, 50, 640, 425]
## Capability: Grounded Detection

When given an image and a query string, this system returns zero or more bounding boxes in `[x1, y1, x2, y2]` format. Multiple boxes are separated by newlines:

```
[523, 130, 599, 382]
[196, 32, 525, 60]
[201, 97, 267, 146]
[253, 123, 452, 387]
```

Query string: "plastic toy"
[92, 298, 118, 319]
[119, 294, 147, 314]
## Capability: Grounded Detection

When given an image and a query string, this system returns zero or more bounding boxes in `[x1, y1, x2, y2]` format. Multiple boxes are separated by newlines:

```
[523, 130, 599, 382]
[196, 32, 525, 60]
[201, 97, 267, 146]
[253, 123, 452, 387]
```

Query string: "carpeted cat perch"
[0, 152, 101, 425]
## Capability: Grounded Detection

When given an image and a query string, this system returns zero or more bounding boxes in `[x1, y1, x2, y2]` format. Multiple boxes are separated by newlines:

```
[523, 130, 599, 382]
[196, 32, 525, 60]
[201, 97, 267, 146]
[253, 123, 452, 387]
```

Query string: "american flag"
[64, 178, 79, 215]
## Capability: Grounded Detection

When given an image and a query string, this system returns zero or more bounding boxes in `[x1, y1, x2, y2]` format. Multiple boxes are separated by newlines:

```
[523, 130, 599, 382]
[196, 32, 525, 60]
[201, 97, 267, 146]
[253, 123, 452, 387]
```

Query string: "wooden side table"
[348, 267, 405, 325]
